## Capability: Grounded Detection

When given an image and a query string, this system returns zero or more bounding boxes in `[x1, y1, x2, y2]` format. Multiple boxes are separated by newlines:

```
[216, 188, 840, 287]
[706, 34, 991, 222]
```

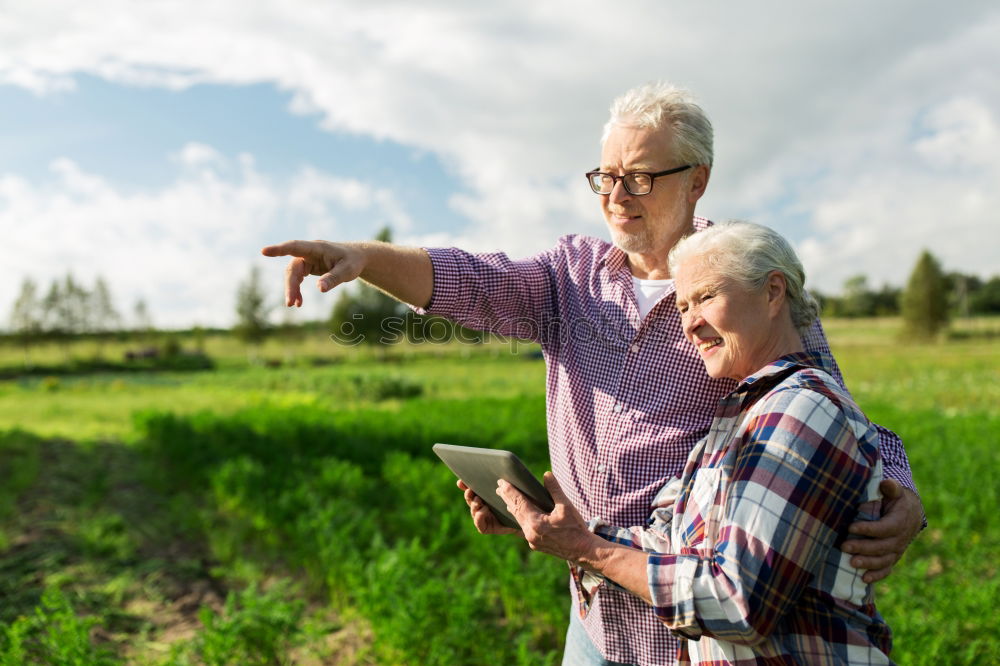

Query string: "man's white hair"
[602, 82, 714, 167]
[668, 221, 821, 333]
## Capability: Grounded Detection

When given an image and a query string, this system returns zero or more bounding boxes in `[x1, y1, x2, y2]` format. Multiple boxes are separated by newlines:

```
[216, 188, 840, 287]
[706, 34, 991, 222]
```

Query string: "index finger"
[542, 471, 568, 504]
[847, 512, 903, 538]
[261, 240, 320, 258]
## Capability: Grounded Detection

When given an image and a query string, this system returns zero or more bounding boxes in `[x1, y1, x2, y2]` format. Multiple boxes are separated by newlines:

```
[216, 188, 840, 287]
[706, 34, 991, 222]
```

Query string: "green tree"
[900, 249, 949, 340]
[35, 275, 88, 360]
[61, 274, 91, 334]
[9, 277, 42, 366]
[41, 280, 65, 337]
[944, 271, 984, 317]
[970, 275, 1000, 314]
[235, 265, 272, 350]
[329, 227, 407, 348]
[90, 276, 121, 358]
[839, 275, 876, 318]
[91, 277, 121, 334]
[132, 298, 154, 339]
[871, 283, 901, 316]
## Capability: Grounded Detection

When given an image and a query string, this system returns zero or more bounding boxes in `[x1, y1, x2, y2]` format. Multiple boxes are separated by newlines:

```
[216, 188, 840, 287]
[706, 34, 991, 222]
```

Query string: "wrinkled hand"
[261, 240, 366, 307]
[843, 480, 924, 583]
[457, 480, 520, 536]
[496, 472, 596, 564]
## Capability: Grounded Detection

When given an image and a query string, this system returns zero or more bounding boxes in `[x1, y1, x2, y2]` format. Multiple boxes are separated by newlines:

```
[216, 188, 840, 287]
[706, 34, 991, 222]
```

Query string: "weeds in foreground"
[1, 587, 117, 665]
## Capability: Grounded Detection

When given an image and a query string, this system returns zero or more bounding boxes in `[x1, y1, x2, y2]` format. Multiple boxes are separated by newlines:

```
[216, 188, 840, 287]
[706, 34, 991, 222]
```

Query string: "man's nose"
[608, 179, 632, 204]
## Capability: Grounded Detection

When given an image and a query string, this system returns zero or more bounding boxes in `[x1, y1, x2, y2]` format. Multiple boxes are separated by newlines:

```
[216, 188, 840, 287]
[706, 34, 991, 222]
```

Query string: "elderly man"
[263, 82, 923, 666]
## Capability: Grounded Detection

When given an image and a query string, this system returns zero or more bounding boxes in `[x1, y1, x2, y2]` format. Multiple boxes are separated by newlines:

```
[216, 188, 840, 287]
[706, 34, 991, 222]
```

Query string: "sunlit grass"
[832, 340, 999, 415]
[0, 352, 546, 441]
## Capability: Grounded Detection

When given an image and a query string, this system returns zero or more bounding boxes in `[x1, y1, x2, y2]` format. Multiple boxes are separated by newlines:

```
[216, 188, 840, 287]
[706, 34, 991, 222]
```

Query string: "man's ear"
[766, 271, 788, 318]
[687, 165, 711, 204]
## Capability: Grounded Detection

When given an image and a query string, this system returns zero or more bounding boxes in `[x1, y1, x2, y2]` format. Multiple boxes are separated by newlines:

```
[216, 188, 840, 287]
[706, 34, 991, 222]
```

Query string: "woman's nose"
[682, 311, 703, 339]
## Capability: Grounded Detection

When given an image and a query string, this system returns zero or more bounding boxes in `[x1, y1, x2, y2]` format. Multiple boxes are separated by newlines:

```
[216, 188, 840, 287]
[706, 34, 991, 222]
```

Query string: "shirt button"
[630, 344, 640, 353]
[597, 464, 607, 473]
[612, 403, 622, 413]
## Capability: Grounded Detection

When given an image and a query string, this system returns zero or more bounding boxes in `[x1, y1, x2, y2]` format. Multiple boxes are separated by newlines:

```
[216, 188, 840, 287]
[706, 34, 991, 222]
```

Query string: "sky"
[2, 0, 998, 329]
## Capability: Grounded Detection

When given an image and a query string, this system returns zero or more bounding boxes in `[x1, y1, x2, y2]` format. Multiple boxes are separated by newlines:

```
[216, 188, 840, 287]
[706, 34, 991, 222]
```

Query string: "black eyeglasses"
[585, 165, 693, 196]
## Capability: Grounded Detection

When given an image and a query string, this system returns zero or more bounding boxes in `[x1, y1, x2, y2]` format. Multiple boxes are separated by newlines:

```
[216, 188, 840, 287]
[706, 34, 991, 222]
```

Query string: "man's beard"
[610, 224, 653, 253]
[608, 194, 691, 255]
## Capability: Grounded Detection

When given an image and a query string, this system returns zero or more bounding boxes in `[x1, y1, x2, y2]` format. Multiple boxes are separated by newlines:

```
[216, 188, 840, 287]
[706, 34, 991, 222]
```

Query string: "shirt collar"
[692, 216, 713, 233]
[735, 350, 835, 393]
[599, 243, 629, 273]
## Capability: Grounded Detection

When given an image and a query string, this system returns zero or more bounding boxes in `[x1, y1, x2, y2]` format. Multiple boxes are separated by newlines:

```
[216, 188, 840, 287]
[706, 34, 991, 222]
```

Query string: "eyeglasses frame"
[585, 164, 694, 196]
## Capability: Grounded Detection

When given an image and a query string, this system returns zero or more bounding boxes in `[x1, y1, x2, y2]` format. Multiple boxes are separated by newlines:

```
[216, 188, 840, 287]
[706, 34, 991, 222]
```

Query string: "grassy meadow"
[0, 318, 997, 664]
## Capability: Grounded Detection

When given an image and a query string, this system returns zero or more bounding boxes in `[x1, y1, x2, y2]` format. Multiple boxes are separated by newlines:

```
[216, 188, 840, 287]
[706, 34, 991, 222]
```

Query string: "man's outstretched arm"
[261, 240, 433, 309]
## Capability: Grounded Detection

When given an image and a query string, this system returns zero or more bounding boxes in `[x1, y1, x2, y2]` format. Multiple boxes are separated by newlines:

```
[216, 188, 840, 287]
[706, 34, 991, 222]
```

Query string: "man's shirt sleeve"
[645, 388, 877, 644]
[416, 246, 559, 343]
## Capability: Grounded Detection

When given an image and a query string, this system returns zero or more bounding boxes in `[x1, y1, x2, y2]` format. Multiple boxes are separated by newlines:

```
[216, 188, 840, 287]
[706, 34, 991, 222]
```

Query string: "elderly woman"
[471, 221, 894, 664]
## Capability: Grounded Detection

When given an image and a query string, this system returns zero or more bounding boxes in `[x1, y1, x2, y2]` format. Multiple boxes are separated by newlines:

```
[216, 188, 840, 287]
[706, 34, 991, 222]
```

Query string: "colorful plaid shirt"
[420, 219, 916, 665]
[578, 352, 894, 665]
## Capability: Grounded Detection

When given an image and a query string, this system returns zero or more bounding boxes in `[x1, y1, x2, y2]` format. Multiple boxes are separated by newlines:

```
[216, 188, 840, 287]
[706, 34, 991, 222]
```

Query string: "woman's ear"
[766, 271, 788, 318]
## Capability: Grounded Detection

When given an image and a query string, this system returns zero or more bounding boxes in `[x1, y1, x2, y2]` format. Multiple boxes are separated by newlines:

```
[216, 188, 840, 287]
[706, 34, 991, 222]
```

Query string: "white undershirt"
[632, 276, 674, 320]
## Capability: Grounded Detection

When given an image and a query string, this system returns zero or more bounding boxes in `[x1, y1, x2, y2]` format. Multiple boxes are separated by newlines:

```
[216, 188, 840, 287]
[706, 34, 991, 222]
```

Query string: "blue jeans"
[561, 611, 636, 666]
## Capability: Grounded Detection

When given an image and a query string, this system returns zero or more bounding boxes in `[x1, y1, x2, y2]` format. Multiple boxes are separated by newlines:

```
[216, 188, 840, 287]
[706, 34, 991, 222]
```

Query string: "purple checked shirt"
[419, 217, 917, 666]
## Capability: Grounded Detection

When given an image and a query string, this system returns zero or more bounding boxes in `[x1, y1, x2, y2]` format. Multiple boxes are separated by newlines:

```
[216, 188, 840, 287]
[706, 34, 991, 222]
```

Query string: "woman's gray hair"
[602, 82, 714, 167]
[668, 221, 821, 333]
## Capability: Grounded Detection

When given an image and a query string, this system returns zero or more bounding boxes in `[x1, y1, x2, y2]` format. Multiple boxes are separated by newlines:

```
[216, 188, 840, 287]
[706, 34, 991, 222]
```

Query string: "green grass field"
[0, 319, 997, 664]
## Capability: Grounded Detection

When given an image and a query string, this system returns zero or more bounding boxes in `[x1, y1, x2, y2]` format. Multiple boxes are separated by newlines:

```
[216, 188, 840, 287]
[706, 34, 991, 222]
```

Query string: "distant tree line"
[811, 249, 1000, 340]
[8, 246, 997, 355]
[5, 274, 162, 366]
[7, 274, 159, 340]
[814, 265, 1000, 319]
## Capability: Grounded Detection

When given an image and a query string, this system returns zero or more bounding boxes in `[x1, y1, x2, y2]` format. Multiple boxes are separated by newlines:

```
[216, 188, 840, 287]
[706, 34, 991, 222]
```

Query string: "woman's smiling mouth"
[698, 338, 722, 352]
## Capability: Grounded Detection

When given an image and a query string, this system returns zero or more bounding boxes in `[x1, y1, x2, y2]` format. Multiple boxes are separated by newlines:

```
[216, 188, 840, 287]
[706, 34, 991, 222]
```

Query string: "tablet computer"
[432, 443, 554, 529]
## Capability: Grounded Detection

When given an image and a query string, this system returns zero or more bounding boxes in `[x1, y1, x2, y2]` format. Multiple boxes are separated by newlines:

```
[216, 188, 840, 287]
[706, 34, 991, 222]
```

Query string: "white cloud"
[0, 0, 998, 324]
[172, 142, 225, 169]
[914, 97, 999, 169]
[1, 147, 419, 328]
[0, 67, 75, 95]
[793, 93, 1000, 292]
